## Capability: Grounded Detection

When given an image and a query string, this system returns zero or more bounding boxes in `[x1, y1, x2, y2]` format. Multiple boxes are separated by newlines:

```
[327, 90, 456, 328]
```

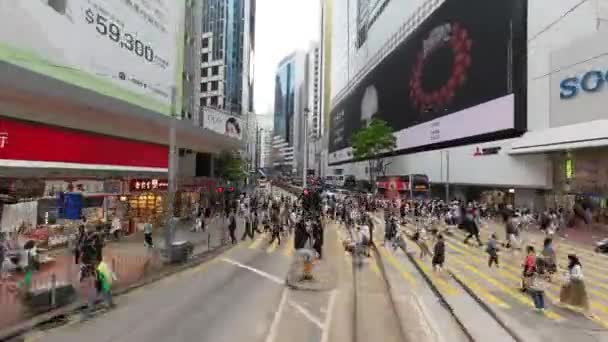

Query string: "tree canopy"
[215, 150, 246, 182]
[351, 118, 396, 161]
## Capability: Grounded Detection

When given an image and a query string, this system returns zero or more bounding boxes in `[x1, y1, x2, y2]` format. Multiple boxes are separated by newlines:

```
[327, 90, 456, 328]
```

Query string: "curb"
[403, 248, 475, 342]
[0, 244, 234, 341]
[449, 270, 525, 342]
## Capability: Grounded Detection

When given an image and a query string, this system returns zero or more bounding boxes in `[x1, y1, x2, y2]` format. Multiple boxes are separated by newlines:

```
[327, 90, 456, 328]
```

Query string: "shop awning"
[509, 120, 608, 155]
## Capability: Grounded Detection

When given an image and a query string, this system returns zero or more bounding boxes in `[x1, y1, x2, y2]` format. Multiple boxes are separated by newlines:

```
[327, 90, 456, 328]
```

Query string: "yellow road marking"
[378, 246, 416, 287]
[450, 257, 563, 321]
[451, 269, 511, 309]
[370, 254, 382, 278]
[266, 241, 279, 254]
[445, 236, 608, 314]
[411, 256, 459, 296]
[249, 235, 265, 249]
[283, 240, 295, 257]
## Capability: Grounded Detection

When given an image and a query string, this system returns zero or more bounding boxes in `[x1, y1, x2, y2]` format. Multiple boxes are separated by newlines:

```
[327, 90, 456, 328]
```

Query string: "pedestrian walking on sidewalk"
[228, 211, 238, 245]
[486, 234, 500, 268]
[560, 254, 590, 313]
[432, 234, 445, 272]
[143, 219, 154, 248]
[241, 210, 254, 241]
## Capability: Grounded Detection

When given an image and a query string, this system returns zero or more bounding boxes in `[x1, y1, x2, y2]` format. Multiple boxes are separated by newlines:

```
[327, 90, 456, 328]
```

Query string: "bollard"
[208, 231, 211, 250]
[50, 273, 56, 307]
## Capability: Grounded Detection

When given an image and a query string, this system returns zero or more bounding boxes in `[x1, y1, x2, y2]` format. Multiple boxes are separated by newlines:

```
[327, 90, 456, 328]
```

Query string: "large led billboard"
[329, 0, 527, 164]
[0, 0, 186, 116]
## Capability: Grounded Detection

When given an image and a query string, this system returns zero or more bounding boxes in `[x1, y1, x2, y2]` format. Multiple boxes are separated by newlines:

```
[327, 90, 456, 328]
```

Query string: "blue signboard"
[560, 70, 607, 99]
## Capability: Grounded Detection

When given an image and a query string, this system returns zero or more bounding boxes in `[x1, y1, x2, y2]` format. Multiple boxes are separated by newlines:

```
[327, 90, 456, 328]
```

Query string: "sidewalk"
[0, 215, 240, 332]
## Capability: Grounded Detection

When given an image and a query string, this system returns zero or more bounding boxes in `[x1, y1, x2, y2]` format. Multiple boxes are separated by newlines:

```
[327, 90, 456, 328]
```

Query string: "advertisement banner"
[203, 107, 244, 140]
[0, 0, 185, 115]
[329, 0, 526, 163]
[0, 116, 168, 168]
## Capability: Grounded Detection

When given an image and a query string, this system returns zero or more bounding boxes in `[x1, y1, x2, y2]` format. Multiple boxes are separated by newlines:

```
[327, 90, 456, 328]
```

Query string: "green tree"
[215, 150, 246, 183]
[351, 118, 397, 191]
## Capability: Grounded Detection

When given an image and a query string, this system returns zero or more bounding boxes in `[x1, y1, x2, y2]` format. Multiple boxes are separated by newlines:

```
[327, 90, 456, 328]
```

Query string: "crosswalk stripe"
[450, 269, 511, 309]
[249, 235, 265, 249]
[378, 246, 417, 287]
[409, 253, 459, 296]
[370, 254, 382, 277]
[266, 241, 279, 254]
[445, 237, 608, 322]
[444, 235, 608, 315]
[450, 257, 563, 321]
[448, 231, 608, 303]
[283, 240, 295, 257]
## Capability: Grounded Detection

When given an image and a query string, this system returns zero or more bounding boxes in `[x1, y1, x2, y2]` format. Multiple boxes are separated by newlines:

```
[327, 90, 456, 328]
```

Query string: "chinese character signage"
[129, 179, 168, 192]
[0, 132, 7, 149]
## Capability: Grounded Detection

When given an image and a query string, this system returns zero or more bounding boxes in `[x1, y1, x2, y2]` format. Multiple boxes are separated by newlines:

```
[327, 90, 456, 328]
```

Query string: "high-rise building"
[200, 0, 255, 115]
[259, 128, 273, 169]
[306, 42, 323, 176]
[272, 51, 307, 175]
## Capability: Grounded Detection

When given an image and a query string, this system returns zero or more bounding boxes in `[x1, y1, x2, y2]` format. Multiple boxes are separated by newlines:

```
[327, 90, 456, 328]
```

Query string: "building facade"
[306, 42, 323, 177]
[0, 1, 238, 234]
[200, 0, 255, 115]
[272, 51, 308, 175]
[324, 0, 608, 210]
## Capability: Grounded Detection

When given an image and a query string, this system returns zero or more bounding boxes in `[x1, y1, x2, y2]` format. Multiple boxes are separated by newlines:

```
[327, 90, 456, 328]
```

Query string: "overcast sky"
[253, 0, 320, 130]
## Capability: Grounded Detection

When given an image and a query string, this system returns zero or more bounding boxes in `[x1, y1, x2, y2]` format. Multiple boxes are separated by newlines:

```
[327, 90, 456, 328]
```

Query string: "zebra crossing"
[243, 233, 295, 258]
[369, 214, 608, 331]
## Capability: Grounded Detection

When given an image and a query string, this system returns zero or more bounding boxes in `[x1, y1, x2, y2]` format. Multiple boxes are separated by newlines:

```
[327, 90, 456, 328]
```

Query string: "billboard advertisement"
[329, 0, 527, 164]
[0, 0, 185, 116]
[203, 107, 244, 140]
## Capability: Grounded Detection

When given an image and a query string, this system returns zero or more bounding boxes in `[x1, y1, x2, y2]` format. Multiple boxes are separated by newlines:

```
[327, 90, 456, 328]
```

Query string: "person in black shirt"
[432, 235, 446, 272]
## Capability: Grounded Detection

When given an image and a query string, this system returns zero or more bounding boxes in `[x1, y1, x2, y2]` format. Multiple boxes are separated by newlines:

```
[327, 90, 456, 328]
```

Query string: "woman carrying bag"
[559, 254, 590, 313]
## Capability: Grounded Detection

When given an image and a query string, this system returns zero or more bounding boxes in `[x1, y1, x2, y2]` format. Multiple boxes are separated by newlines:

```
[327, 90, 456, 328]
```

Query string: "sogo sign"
[560, 70, 608, 99]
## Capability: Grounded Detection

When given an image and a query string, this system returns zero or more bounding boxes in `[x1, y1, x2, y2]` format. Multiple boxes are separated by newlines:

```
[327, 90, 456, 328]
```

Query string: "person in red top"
[522, 245, 536, 292]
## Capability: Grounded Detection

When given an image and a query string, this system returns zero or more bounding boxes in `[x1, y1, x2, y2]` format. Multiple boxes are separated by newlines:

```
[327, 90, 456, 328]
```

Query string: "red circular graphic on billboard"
[409, 22, 473, 113]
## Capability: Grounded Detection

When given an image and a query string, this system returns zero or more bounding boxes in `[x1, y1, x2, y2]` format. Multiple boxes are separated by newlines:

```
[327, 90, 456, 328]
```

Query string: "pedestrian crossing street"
[368, 215, 608, 329]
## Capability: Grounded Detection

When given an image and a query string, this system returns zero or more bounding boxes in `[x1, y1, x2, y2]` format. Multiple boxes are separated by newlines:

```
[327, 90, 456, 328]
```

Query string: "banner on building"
[0, 0, 186, 115]
[202, 107, 244, 140]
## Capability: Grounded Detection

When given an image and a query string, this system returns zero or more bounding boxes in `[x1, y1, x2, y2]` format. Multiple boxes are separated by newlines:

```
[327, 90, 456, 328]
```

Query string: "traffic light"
[216, 187, 224, 193]
[303, 188, 309, 196]
[228, 186, 235, 193]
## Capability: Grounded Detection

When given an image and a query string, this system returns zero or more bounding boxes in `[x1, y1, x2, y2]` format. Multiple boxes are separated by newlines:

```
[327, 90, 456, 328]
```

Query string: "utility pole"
[445, 150, 450, 203]
[302, 108, 309, 188]
[165, 86, 178, 251]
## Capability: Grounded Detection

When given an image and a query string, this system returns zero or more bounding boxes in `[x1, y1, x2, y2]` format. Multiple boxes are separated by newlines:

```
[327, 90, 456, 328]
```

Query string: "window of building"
[202, 53, 209, 62]
[212, 66, 219, 75]
[211, 81, 218, 91]
[201, 83, 208, 92]
[202, 68, 208, 77]
[200, 97, 207, 107]
[210, 96, 218, 106]
[202, 37, 209, 48]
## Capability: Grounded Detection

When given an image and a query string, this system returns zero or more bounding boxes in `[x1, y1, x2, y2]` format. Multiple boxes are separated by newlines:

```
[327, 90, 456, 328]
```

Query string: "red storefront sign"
[0, 117, 168, 168]
[129, 179, 169, 192]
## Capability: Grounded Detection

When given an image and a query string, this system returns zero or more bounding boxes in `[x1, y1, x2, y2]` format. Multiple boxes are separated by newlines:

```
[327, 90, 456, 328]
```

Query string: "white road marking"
[288, 300, 323, 329]
[320, 290, 338, 342]
[264, 288, 288, 342]
[221, 258, 284, 285]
